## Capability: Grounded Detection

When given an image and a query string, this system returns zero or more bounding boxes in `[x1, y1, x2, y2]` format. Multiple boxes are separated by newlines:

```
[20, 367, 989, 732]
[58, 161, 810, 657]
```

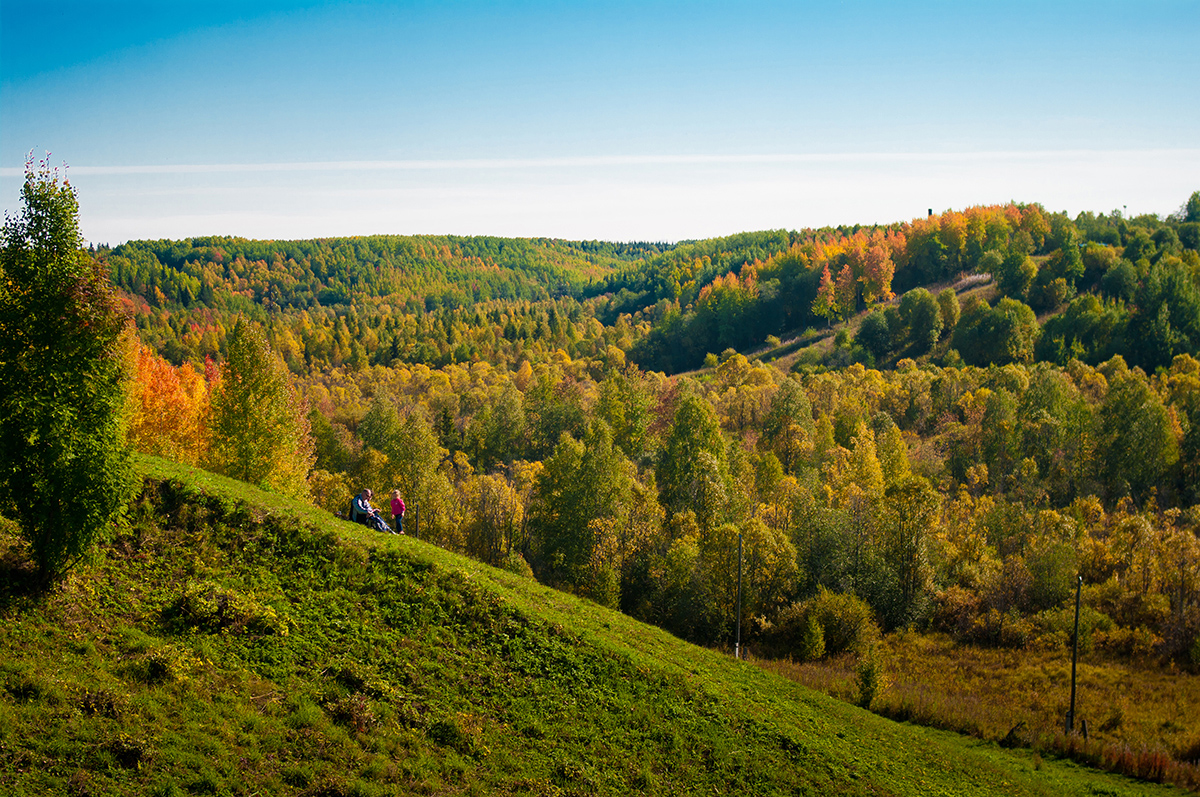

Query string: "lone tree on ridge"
[0, 156, 137, 579]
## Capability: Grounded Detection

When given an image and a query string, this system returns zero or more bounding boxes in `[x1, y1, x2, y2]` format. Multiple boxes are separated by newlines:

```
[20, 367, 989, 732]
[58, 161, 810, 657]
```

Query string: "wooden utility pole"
[1067, 575, 1082, 734]
[736, 533, 743, 660]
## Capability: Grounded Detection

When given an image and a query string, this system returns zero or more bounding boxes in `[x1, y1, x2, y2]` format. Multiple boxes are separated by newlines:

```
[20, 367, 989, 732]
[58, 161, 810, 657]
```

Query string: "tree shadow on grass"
[0, 531, 49, 611]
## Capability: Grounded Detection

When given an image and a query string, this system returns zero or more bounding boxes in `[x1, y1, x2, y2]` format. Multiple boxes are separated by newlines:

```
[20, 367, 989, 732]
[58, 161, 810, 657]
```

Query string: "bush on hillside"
[798, 613, 826, 661]
[931, 585, 983, 638]
[501, 550, 535, 578]
[163, 580, 289, 636]
[762, 588, 880, 659]
[856, 646, 887, 709]
[808, 589, 882, 654]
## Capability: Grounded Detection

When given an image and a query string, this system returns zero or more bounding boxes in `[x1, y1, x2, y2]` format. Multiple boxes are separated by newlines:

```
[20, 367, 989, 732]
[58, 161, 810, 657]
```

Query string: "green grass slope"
[0, 456, 1184, 797]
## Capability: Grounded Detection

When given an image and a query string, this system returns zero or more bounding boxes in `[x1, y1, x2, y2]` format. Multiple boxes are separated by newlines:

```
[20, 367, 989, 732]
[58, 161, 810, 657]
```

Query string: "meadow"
[757, 631, 1200, 790]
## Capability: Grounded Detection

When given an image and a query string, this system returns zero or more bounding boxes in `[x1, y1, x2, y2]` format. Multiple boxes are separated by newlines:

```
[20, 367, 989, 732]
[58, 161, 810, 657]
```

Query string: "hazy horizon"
[4, 1, 1197, 244]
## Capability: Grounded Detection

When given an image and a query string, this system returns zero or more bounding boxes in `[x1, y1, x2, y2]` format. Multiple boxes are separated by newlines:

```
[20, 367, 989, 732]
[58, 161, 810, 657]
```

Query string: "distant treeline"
[103, 234, 670, 369]
[106, 193, 1200, 381]
[106, 233, 666, 311]
[616, 196, 1200, 373]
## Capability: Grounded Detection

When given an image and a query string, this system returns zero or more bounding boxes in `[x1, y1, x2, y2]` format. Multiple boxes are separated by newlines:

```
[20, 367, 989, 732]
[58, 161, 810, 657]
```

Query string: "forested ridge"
[104, 190, 1200, 779]
[105, 234, 673, 368]
[108, 194, 1200, 379]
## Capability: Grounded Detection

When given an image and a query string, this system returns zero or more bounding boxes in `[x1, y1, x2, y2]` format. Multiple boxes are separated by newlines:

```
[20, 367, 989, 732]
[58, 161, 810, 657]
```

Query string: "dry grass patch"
[757, 630, 1200, 790]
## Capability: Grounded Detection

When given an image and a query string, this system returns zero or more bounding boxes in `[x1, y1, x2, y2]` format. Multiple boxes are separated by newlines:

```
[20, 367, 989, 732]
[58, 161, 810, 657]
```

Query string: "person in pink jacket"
[390, 489, 406, 535]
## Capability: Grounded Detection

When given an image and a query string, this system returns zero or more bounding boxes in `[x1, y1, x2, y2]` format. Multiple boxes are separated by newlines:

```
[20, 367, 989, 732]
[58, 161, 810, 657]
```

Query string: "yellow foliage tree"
[206, 320, 314, 499]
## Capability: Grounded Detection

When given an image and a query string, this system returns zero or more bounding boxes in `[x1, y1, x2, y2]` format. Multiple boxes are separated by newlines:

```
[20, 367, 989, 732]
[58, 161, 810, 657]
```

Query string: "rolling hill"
[0, 456, 1182, 796]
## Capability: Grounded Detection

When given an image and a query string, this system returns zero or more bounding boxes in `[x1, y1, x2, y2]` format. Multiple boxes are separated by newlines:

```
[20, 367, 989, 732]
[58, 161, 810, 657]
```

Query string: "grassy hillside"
[0, 457, 1184, 796]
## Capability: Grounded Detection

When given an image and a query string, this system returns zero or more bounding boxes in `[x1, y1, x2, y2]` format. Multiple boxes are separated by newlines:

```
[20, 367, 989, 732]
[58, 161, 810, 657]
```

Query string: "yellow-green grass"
[759, 631, 1200, 790]
[0, 454, 1187, 795]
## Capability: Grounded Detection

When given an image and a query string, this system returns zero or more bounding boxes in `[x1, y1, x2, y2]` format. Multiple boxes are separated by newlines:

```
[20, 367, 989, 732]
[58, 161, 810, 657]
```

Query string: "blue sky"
[3, 0, 1198, 244]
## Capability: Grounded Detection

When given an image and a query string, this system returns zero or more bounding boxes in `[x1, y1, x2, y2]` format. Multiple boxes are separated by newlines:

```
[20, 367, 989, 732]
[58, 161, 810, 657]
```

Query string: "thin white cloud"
[4, 149, 1198, 177]
[5, 148, 1196, 244]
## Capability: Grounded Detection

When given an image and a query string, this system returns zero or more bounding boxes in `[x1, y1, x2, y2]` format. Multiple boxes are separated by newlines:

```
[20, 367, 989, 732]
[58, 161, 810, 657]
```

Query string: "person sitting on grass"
[349, 488, 393, 533]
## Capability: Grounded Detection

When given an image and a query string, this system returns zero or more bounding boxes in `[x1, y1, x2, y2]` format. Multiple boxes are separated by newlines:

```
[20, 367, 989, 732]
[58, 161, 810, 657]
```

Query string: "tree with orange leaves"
[812, 263, 838, 325]
[834, 262, 858, 319]
[861, 243, 895, 304]
[127, 343, 209, 464]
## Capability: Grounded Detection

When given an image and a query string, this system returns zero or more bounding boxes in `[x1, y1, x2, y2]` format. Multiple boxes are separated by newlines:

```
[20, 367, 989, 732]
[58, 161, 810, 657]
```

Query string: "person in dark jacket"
[350, 488, 392, 532]
[350, 488, 374, 524]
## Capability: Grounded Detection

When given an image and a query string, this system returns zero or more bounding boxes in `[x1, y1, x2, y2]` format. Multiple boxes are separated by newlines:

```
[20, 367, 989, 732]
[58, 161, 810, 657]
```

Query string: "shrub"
[78, 687, 126, 718]
[1094, 625, 1162, 657]
[309, 468, 354, 517]
[501, 550, 534, 578]
[765, 589, 880, 659]
[1177, 736, 1200, 766]
[969, 608, 1034, 648]
[856, 647, 887, 709]
[798, 614, 826, 661]
[1031, 604, 1112, 653]
[1026, 542, 1078, 612]
[163, 580, 289, 636]
[326, 693, 377, 733]
[322, 658, 398, 702]
[120, 644, 198, 685]
[427, 713, 483, 755]
[102, 730, 148, 769]
[808, 589, 880, 655]
[931, 585, 982, 638]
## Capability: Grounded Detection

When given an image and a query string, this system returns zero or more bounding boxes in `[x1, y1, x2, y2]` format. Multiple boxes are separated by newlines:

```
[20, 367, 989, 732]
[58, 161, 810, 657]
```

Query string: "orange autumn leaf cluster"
[798, 229, 901, 322]
[799, 203, 1053, 322]
[127, 343, 210, 464]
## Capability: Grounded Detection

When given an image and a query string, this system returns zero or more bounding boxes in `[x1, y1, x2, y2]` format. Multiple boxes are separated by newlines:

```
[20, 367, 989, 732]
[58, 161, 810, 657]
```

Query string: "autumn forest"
[110, 193, 1200, 648]
[90, 190, 1200, 778]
